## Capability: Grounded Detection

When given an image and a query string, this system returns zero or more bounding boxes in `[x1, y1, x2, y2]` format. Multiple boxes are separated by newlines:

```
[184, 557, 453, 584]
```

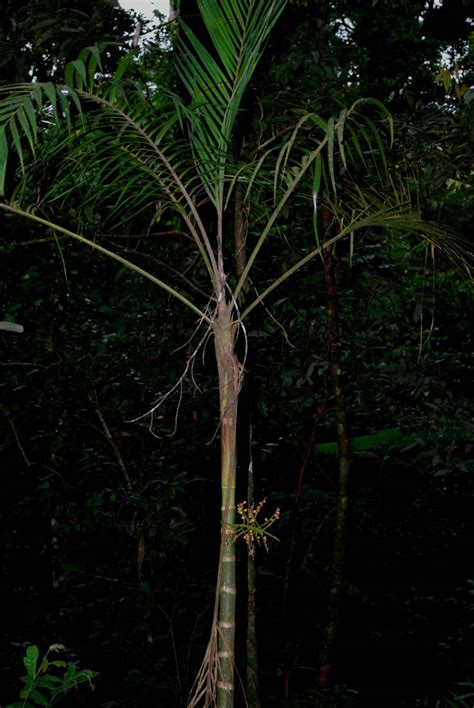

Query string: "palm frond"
[176, 0, 286, 206]
[0, 58, 222, 285]
[0, 83, 68, 193]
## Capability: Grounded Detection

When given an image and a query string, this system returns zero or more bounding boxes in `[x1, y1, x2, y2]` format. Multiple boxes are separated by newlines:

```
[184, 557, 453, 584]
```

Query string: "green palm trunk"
[214, 298, 240, 706]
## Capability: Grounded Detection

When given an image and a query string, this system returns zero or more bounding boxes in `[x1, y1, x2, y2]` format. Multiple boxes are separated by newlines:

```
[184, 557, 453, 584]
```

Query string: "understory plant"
[0, 1, 457, 705]
[6, 644, 98, 708]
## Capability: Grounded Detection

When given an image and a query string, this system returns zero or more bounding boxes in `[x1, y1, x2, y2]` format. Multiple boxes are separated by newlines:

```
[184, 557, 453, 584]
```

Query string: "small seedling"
[7, 643, 98, 708]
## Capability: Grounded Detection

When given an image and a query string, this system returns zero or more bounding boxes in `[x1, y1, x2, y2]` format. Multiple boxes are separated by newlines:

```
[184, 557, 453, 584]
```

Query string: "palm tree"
[0, 1, 454, 705]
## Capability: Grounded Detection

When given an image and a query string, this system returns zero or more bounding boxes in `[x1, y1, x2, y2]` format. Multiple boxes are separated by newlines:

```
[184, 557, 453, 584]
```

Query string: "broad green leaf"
[33, 18, 56, 29]
[23, 646, 39, 679]
[79, 45, 103, 88]
[440, 67, 452, 93]
[28, 689, 48, 707]
[37, 676, 61, 690]
[80, 45, 103, 71]
[314, 428, 402, 455]
[113, 51, 137, 85]
[70, 60, 87, 90]
[64, 63, 74, 88]
[308, 113, 328, 134]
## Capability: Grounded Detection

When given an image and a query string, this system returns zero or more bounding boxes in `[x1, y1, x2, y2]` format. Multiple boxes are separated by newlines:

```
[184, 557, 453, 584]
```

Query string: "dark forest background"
[1, 0, 473, 706]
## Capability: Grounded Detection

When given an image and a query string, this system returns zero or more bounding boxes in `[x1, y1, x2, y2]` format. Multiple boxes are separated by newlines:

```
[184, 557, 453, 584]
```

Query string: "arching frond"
[0, 62, 220, 285]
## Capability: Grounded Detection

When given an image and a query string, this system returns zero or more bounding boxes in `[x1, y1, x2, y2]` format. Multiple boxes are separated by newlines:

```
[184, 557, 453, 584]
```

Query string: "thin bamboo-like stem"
[214, 298, 241, 708]
[281, 395, 327, 615]
[5, 412, 31, 467]
[318, 251, 351, 687]
[246, 420, 260, 708]
[234, 178, 260, 706]
[90, 389, 132, 492]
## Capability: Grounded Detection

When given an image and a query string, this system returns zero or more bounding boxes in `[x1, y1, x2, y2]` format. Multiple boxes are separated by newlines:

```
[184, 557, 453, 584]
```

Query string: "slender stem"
[318, 252, 351, 687]
[282, 395, 327, 615]
[5, 411, 31, 466]
[246, 420, 260, 708]
[234, 179, 260, 705]
[214, 299, 240, 708]
[90, 390, 132, 492]
[0, 204, 212, 324]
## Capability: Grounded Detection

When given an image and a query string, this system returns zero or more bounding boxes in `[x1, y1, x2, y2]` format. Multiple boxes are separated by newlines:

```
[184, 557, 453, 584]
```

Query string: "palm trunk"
[234, 181, 260, 706]
[214, 297, 240, 708]
[318, 252, 351, 687]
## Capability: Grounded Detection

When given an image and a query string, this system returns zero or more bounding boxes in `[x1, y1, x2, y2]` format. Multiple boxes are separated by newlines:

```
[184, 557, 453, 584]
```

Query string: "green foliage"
[0, 0, 134, 84]
[0, 234, 201, 702]
[314, 427, 402, 457]
[445, 681, 474, 707]
[6, 644, 98, 708]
